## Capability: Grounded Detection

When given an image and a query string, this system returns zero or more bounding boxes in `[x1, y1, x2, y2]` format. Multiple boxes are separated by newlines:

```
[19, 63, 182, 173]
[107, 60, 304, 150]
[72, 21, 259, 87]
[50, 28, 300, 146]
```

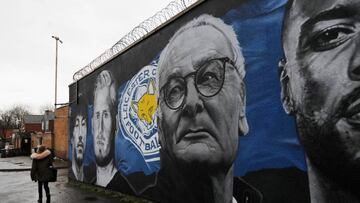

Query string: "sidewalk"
[0, 168, 153, 203]
[0, 156, 68, 172]
[0, 156, 153, 202]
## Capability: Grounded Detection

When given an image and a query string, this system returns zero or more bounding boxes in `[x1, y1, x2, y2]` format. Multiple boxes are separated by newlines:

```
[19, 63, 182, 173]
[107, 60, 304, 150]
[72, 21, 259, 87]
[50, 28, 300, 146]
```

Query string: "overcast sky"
[0, 0, 173, 114]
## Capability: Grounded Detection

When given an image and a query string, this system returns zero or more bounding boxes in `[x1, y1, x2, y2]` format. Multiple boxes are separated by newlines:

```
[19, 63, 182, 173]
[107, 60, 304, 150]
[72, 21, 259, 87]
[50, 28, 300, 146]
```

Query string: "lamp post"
[51, 36, 63, 110]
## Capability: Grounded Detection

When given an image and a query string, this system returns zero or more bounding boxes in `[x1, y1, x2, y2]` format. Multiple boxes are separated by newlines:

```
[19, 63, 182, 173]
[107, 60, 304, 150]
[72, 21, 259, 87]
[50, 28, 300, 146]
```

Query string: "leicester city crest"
[118, 65, 160, 163]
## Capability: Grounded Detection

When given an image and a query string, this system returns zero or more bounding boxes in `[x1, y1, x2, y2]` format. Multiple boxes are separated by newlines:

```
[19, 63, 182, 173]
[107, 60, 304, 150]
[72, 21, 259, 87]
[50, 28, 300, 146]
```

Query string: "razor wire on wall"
[72, 0, 200, 81]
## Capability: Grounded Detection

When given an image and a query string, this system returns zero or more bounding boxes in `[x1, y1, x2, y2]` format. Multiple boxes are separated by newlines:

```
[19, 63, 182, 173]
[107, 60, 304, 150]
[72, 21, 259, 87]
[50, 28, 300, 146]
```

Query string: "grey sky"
[0, 0, 172, 114]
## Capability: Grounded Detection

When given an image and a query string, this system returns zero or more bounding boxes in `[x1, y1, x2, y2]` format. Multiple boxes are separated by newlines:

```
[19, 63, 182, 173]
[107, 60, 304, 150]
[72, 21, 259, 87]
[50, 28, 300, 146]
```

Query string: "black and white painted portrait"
[92, 70, 119, 187]
[156, 14, 253, 203]
[280, 0, 360, 202]
[70, 103, 87, 181]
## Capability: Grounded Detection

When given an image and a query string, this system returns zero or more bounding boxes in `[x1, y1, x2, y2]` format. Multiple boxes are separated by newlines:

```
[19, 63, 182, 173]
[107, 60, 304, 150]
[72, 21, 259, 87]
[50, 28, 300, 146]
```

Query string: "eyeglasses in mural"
[68, 0, 360, 202]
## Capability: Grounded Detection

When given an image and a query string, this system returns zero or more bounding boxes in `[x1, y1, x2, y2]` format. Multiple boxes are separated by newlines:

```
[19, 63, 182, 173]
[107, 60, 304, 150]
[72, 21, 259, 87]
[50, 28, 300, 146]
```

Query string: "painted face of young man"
[282, 0, 360, 192]
[93, 87, 114, 167]
[73, 115, 87, 165]
[158, 25, 247, 169]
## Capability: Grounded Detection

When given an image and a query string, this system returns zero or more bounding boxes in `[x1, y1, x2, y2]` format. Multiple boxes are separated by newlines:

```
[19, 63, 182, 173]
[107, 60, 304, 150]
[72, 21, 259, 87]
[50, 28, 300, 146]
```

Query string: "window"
[45, 120, 49, 132]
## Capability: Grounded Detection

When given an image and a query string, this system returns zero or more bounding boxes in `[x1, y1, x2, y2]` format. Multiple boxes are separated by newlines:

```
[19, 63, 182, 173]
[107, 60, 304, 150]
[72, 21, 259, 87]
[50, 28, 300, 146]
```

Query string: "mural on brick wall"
[68, 0, 360, 202]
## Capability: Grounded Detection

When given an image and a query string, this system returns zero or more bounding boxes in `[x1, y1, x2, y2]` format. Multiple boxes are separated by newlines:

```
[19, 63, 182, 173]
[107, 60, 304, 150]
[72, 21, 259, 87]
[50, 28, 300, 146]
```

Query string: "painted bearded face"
[282, 0, 360, 194]
[93, 87, 114, 167]
[73, 115, 87, 165]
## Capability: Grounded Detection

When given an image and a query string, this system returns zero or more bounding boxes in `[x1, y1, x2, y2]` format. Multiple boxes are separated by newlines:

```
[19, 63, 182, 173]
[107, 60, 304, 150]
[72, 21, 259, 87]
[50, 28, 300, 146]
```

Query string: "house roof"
[24, 115, 43, 124]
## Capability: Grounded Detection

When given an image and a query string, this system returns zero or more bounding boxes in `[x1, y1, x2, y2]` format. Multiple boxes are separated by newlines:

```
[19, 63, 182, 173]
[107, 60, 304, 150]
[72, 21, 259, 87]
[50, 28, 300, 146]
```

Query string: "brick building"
[24, 115, 43, 149]
[54, 106, 68, 160]
[27, 111, 54, 150]
[25, 108, 69, 160]
[24, 115, 43, 133]
[40, 110, 54, 149]
[0, 128, 15, 140]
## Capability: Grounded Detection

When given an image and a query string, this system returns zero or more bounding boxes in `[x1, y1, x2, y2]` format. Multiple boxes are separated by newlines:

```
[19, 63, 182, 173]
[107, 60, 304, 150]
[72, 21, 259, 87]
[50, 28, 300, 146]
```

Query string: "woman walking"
[30, 145, 53, 203]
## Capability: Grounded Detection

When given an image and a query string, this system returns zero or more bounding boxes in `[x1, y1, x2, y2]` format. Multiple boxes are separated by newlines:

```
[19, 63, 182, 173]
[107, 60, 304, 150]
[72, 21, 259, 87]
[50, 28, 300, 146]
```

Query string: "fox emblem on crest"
[131, 78, 157, 125]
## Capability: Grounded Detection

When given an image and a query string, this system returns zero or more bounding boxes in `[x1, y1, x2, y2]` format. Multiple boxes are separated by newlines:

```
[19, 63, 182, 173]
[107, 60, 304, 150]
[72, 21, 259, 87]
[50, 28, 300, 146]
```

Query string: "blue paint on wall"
[222, 0, 307, 176]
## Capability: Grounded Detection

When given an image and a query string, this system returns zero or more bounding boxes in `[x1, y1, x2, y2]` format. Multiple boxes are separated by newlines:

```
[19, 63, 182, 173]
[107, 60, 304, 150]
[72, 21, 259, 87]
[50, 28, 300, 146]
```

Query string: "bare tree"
[0, 105, 31, 132]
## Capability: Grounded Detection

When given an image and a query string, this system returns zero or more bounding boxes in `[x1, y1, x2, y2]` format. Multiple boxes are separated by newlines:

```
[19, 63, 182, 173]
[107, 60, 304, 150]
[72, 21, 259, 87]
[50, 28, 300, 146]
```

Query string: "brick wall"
[49, 120, 54, 132]
[1, 129, 15, 139]
[31, 133, 38, 149]
[25, 123, 42, 132]
[42, 132, 52, 149]
[54, 106, 68, 160]
[31, 132, 52, 149]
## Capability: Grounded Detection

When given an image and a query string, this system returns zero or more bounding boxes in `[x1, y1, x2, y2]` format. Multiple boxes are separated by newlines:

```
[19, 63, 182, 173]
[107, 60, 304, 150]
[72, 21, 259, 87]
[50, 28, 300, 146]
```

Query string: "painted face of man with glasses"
[157, 14, 248, 203]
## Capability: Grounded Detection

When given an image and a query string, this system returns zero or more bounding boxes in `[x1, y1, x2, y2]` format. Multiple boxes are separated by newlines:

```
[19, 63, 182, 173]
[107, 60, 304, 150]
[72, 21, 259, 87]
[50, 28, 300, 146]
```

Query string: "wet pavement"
[0, 156, 153, 203]
[0, 156, 67, 171]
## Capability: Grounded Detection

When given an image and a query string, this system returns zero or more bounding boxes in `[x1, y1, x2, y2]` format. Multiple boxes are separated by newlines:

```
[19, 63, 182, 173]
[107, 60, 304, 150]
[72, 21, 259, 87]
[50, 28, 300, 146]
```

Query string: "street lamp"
[51, 36, 63, 110]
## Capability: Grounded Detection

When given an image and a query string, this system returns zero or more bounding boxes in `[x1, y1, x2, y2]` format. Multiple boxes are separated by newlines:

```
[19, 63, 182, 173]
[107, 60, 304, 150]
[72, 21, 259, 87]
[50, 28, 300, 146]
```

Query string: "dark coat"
[31, 153, 54, 182]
